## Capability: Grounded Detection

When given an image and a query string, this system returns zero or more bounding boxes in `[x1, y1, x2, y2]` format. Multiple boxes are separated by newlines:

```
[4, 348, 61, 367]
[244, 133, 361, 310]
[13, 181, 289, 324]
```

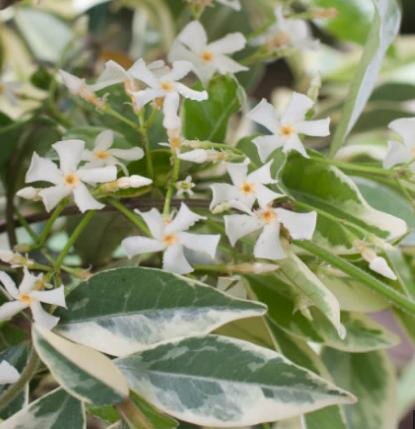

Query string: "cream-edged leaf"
[116, 335, 355, 427]
[56, 267, 266, 357]
[32, 326, 129, 405]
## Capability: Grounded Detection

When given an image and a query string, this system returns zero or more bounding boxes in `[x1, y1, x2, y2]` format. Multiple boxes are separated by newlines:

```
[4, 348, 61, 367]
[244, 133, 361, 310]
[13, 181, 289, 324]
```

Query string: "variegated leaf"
[56, 267, 266, 357]
[0, 388, 85, 429]
[32, 326, 129, 406]
[116, 335, 355, 427]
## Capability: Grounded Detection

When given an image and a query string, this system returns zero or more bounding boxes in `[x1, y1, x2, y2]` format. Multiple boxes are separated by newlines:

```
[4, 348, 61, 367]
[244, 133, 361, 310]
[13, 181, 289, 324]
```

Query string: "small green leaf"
[182, 75, 241, 142]
[116, 335, 355, 427]
[0, 388, 85, 429]
[329, 0, 401, 156]
[398, 357, 415, 418]
[56, 267, 266, 357]
[32, 326, 129, 406]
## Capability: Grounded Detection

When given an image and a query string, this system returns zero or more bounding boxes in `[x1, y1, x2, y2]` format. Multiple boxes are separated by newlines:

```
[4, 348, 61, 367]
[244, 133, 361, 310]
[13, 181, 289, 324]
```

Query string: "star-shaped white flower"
[24, 139, 117, 212]
[176, 176, 195, 197]
[0, 361, 19, 385]
[169, 21, 247, 84]
[131, 59, 208, 130]
[0, 269, 66, 330]
[210, 160, 283, 212]
[383, 118, 415, 169]
[252, 6, 318, 52]
[122, 203, 220, 274]
[248, 92, 330, 161]
[225, 206, 317, 260]
[82, 130, 144, 175]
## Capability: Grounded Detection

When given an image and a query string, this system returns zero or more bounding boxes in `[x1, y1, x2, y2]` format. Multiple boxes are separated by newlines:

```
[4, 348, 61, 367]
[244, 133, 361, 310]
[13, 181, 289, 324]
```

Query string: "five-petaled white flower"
[383, 118, 415, 169]
[210, 160, 283, 212]
[0, 269, 66, 330]
[82, 130, 144, 174]
[131, 59, 208, 131]
[0, 361, 19, 385]
[176, 176, 195, 197]
[225, 206, 317, 260]
[252, 6, 318, 52]
[122, 203, 220, 274]
[248, 92, 330, 161]
[24, 139, 117, 212]
[169, 21, 247, 84]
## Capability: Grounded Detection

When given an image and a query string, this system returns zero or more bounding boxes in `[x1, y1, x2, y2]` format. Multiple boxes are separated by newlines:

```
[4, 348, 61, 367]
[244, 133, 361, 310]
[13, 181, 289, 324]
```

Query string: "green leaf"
[322, 348, 397, 429]
[56, 267, 266, 357]
[398, 357, 415, 418]
[131, 393, 178, 429]
[0, 388, 85, 429]
[371, 82, 415, 102]
[116, 335, 355, 427]
[282, 153, 407, 242]
[329, 0, 401, 156]
[32, 326, 129, 406]
[182, 75, 241, 142]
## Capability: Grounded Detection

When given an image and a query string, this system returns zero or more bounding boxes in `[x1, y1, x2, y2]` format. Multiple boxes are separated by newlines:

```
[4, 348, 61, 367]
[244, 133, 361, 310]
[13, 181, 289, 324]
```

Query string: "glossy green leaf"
[182, 75, 241, 142]
[32, 326, 129, 406]
[282, 154, 407, 242]
[0, 388, 85, 429]
[322, 348, 397, 429]
[329, 0, 401, 156]
[116, 335, 355, 427]
[56, 267, 266, 357]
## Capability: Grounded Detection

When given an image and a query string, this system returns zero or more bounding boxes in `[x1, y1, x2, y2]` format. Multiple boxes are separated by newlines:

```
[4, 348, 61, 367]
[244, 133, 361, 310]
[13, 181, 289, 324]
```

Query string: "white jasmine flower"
[131, 59, 208, 130]
[225, 206, 317, 260]
[252, 6, 318, 52]
[210, 160, 283, 212]
[0, 250, 33, 268]
[248, 93, 330, 161]
[82, 130, 144, 174]
[59, 70, 105, 109]
[24, 139, 117, 213]
[383, 118, 415, 169]
[178, 148, 227, 164]
[176, 176, 195, 197]
[116, 175, 152, 189]
[16, 186, 42, 201]
[122, 203, 220, 274]
[169, 21, 247, 84]
[355, 241, 396, 280]
[0, 361, 19, 384]
[0, 269, 66, 330]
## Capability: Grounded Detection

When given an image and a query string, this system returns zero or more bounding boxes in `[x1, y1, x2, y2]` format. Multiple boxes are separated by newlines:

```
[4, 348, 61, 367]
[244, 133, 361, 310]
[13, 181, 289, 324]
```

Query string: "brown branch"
[0, 198, 210, 234]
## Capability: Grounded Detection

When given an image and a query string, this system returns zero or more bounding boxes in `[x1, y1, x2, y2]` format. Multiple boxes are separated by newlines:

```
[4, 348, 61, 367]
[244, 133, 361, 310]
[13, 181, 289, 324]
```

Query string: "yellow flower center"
[170, 136, 182, 150]
[260, 209, 276, 224]
[95, 150, 110, 160]
[240, 181, 255, 195]
[280, 124, 295, 137]
[270, 32, 291, 49]
[161, 81, 174, 92]
[162, 234, 178, 246]
[64, 173, 79, 187]
[201, 50, 214, 62]
[153, 97, 165, 110]
[18, 293, 33, 305]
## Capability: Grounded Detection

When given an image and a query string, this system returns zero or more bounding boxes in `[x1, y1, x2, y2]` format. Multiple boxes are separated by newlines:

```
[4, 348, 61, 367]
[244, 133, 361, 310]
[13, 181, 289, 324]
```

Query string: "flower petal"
[217, 0, 241, 10]
[283, 135, 309, 158]
[252, 135, 283, 162]
[254, 222, 286, 260]
[31, 286, 66, 308]
[248, 99, 279, 134]
[95, 129, 114, 151]
[110, 147, 144, 161]
[178, 149, 209, 163]
[90, 60, 128, 91]
[163, 244, 193, 274]
[277, 208, 316, 240]
[214, 55, 248, 74]
[281, 92, 314, 124]
[256, 184, 283, 208]
[226, 160, 249, 186]
[128, 59, 159, 88]
[224, 214, 262, 246]
[0, 301, 27, 321]
[26, 153, 62, 185]
[122, 236, 165, 258]
[209, 33, 246, 55]
[175, 83, 208, 101]
[19, 268, 39, 293]
[296, 118, 330, 137]
[137, 208, 165, 239]
[383, 140, 412, 168]
[210, 183, 238, 209]
[52, 139, 84, 173]
[389, 117, 415, 146]
[39, 185, 71, 212]
[179, 232, 220, 258]
[177, 20, 208, 53]
[59, 70, 84, 94]
[0, 272, 19, 298]
[248, 161, 277, 185]
[369, 257, 397, 280]
[77, 166, 117, 184]
[0, 361, 19, 384]
[30, 301, 60, 330]
[133, 88, 164, 109]
[163, 91, 181, 130]
[73, 183, 104, 212]
[164, 60, 194, 82]
[166, 203, 205, 234]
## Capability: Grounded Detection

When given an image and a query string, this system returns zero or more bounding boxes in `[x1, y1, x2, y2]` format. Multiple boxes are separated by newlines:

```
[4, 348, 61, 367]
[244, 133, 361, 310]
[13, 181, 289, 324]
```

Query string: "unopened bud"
[16, 186, 42, 201]
[212, 202, 231, 214]
[117, 175, 153, 189]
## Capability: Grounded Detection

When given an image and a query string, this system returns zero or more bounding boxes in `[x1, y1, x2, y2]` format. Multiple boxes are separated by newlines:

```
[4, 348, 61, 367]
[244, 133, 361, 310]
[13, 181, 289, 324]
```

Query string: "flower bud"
[117, 175, 153, 189]
[16, 186, 42, 201]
